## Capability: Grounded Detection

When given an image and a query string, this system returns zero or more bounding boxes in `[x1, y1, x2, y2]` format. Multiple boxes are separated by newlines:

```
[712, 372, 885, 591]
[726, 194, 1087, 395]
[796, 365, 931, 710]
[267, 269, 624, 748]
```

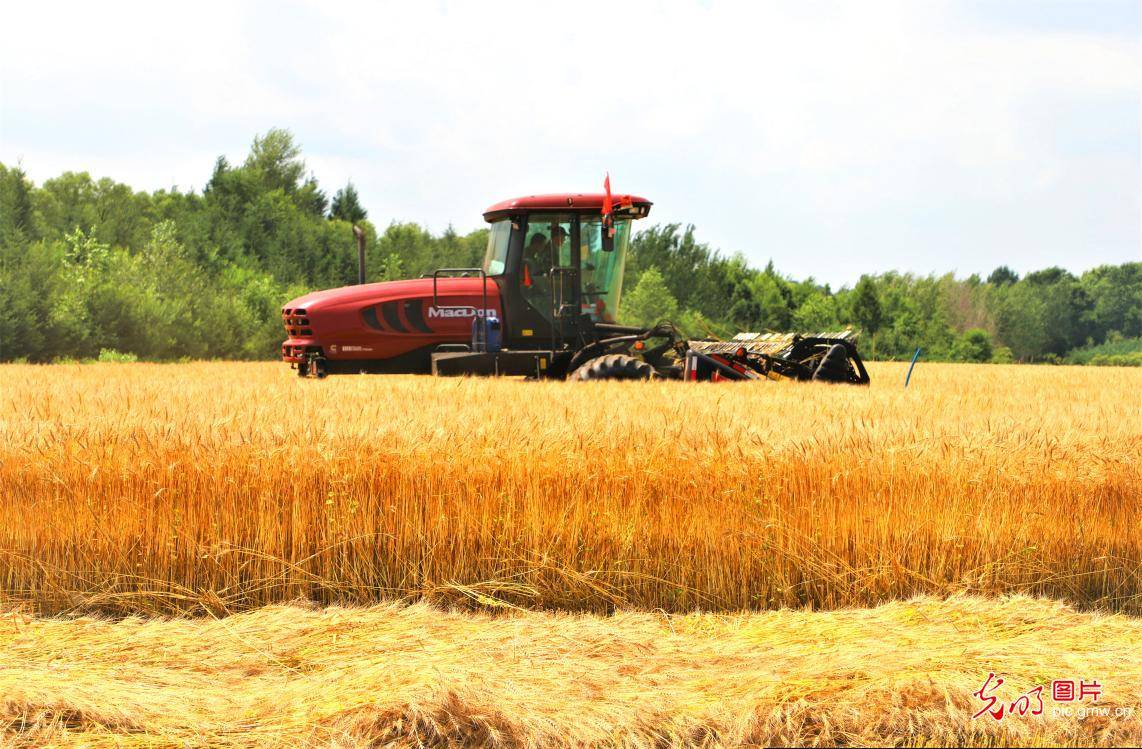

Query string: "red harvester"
[281, 189, 868, 383]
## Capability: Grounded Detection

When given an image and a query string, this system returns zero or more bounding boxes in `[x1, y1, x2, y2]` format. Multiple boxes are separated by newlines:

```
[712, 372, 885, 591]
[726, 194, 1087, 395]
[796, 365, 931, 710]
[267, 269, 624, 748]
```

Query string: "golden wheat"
[1, 361, 1138, 616]
[4, 595, 1140, 747]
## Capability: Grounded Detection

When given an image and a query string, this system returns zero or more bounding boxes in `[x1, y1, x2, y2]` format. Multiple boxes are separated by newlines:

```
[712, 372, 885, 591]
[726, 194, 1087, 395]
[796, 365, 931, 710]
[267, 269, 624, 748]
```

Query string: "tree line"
[621, 226, 1140, 364]
[2, 129, 1138, 365]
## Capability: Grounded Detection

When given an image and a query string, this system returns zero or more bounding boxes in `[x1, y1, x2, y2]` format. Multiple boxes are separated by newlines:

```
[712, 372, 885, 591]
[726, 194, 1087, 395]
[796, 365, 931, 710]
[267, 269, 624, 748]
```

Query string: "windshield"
[482, 219, 511, 275]
[579, 217, 631, 323]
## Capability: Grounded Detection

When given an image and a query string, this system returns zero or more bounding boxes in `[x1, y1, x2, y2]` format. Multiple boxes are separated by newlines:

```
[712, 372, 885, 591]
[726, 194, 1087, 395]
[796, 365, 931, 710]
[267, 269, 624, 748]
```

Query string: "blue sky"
[1, 0, 1138, 287]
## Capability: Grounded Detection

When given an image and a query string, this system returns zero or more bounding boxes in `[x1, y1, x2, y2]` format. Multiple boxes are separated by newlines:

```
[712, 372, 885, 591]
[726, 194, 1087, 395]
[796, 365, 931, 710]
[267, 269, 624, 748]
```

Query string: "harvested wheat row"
[3, 595, 1140, 747]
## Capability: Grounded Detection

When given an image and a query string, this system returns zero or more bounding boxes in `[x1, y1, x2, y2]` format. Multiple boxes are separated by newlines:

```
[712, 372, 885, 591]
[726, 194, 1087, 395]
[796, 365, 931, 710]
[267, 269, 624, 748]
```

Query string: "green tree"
[851, 276, 883, 336]
[330, 182, 367, 223]
[740, 270, 794, 331]
[994, 282, 1049, 361]
[793, 292, 838, 330]
[991, 345, 1014, 363]
[951, 328, 993, 362]
[676, 308, 730, 339]
[380, 251, 404, 281]
[0, 164, 34, 242]
[0, 238, 81, 360]
[1081, 263, 1141, 339]
[244, 128, 305, 194]
[627, 224, 715, 312]
[1021, 268, 1093, 356]
[988, 266, 1019, 286]
[620, 267, 679, 327]
[296, 178, 329, 218]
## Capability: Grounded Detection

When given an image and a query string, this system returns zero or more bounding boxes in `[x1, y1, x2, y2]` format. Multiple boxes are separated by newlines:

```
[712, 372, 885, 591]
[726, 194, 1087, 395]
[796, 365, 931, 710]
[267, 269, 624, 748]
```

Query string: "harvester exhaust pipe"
[353, 225, 366, 284]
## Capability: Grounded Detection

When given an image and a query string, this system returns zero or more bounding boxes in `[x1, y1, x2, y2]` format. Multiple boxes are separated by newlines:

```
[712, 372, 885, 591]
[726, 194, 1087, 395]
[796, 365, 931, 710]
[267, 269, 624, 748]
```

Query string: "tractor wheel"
[811, 344, 851, 383]
[569, 354, 654, 381]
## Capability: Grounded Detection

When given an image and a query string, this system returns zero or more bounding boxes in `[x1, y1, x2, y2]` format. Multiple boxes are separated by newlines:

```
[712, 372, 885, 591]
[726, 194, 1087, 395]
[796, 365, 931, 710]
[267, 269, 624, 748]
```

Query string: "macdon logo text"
[427, 307, 498, 319]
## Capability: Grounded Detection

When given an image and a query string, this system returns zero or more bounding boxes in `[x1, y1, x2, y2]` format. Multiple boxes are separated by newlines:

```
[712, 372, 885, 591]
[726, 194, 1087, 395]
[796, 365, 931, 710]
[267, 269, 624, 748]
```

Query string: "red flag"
[602, 173, 614, 237]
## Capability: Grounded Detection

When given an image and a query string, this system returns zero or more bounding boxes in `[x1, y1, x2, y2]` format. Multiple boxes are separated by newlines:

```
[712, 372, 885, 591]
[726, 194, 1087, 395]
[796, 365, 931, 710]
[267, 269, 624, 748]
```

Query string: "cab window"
[579, 216, 631, 322]
[482, 219, 512, 276]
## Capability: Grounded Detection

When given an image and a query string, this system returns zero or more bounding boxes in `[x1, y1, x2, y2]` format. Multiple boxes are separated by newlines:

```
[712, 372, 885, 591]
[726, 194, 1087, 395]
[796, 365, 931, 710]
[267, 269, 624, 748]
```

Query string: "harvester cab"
[281, 189, 869, 384]
[468, 194, 649, 355]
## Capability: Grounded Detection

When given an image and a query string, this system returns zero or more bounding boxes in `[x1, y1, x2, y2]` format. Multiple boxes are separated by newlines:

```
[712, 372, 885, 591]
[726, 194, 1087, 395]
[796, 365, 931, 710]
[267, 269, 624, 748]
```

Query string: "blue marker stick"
[905, 347, 921, 387]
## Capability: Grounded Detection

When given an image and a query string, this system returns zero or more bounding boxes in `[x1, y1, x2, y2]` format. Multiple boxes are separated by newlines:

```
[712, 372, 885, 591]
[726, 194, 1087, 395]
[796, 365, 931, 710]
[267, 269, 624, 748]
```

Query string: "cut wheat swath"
[4, 595, 1141, 747]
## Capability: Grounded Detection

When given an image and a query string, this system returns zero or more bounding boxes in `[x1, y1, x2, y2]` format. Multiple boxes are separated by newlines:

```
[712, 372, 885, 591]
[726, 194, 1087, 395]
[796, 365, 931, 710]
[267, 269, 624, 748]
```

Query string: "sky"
[1, 0, 1138, 287]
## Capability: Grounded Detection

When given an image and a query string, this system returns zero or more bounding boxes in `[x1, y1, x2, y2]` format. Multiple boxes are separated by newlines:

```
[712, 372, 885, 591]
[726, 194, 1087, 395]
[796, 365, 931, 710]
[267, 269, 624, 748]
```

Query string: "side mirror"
[601, 229, 614, 252]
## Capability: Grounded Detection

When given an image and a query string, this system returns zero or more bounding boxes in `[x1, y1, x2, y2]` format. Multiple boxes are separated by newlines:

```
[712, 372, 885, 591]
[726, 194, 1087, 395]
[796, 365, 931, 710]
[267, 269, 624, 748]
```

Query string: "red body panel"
[281, 276, 502, 363]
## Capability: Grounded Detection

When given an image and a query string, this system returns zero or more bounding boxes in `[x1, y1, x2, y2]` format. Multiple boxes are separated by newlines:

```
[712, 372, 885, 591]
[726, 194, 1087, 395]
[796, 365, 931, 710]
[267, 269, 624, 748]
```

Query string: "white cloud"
[2, 0, 1137, 285]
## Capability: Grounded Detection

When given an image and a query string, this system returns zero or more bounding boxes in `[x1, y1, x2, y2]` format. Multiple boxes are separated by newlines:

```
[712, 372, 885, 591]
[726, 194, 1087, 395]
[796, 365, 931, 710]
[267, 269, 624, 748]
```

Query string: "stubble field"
[1, 361, 1140, 746]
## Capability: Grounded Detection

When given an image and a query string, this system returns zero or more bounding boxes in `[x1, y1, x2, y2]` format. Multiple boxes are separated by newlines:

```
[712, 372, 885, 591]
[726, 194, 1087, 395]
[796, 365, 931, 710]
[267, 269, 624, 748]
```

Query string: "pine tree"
[330, 182, 367, 224]
[244, 129, 305, 193]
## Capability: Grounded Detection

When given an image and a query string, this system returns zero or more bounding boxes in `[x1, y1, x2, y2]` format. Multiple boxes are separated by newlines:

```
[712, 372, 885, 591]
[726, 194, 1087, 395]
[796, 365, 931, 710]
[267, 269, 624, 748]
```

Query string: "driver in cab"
[521, 226, 566, 288]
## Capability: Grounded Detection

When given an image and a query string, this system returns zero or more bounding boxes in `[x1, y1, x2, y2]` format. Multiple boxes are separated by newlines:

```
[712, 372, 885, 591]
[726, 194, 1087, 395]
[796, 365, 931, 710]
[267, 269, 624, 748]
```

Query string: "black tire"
[569, 354, 654, 381]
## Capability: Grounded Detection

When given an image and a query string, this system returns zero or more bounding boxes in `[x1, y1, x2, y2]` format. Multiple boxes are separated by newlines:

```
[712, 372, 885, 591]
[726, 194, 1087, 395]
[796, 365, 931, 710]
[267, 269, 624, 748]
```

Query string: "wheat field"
[2, 361, 1141, 746]
[1, 361, 1139, 616]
